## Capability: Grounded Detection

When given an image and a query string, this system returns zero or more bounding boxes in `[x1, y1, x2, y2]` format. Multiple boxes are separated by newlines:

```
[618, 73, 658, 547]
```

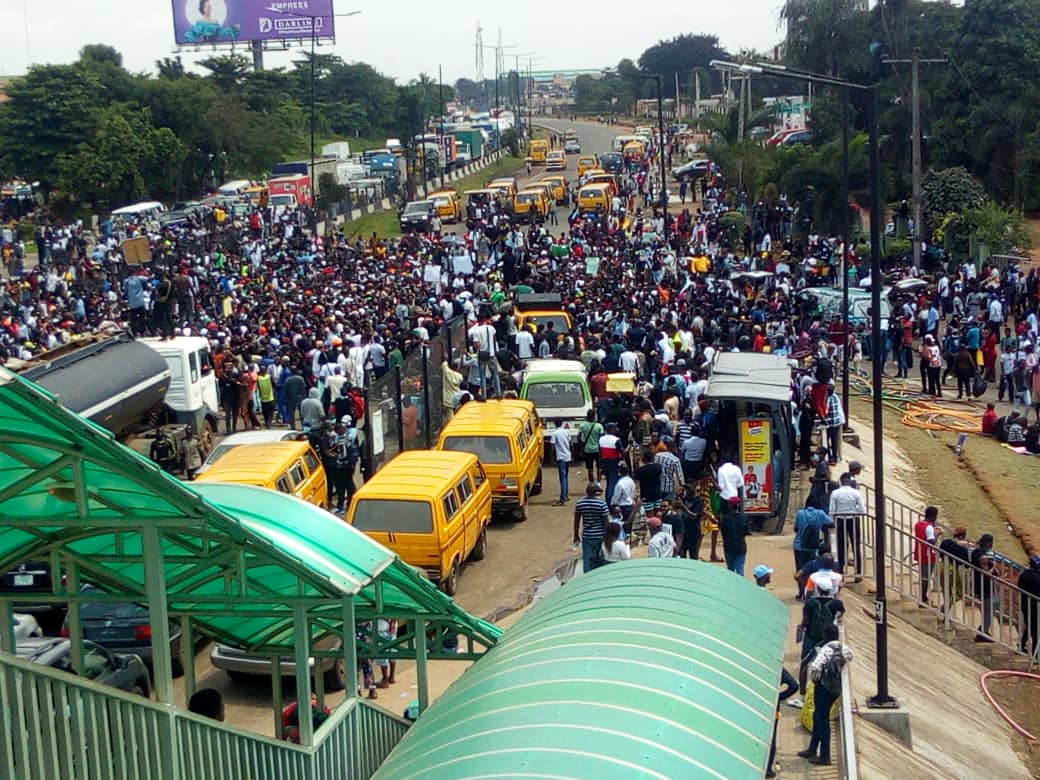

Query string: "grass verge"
[340, 154, 525, 240]
[852, 390, 1028, 556]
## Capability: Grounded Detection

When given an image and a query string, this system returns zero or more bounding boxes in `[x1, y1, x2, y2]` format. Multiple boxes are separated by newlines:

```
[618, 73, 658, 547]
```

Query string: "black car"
[599, 153, 624, 174]
[1, 560, 61, 616]
[18, 637, 152, 697]
[399, 200, 435, 232]
[63, 585, 184, 676]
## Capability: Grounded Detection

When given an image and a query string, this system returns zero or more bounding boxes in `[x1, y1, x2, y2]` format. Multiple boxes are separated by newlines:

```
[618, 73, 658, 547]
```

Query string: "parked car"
[197, 429, 305, 476]
[779, 129, 814, 146]
[18, 637, 152, 697]
[1, 560, 62, 618]
[62, 585, 184, 676]
[14, 613, 42, 639]
[671, 159, 713, 181]
[210, 633, 347, 691]
[398, 200, 434, 232]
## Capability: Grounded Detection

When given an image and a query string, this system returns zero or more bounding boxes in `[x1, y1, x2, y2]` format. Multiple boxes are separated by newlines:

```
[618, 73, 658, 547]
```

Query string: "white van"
[111, 201, 167, 219]
[216, 179, 251, 197]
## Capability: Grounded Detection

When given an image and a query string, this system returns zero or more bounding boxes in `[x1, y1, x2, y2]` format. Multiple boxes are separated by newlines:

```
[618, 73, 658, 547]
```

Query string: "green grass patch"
[338, 154, 525, 240]
[454, 154, 525, 193]
[341, 209, 402, 240]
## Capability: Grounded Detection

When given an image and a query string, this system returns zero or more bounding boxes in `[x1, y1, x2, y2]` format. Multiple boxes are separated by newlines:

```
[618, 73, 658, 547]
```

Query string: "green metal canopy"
[374, 559, 788, 780]
[0, 366, 500, 659]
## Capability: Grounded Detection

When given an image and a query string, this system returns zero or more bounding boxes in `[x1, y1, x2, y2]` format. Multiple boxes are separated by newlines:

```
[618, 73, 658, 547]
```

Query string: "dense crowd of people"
[4, 122, 1040, 770]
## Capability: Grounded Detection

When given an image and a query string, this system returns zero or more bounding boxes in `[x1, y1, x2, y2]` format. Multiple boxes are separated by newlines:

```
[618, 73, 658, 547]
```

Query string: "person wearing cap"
[753, 564, 774, 588]
[840, 460, 863, 490]
[913, 506, 942, 604]
[573, 483, 610, 573]
[646, 515, 675, 558]
[1018, 555, 1040, 657]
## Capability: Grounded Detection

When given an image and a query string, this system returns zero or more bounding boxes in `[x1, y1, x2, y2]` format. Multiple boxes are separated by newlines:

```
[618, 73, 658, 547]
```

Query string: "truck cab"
[140, 337, 220, 450]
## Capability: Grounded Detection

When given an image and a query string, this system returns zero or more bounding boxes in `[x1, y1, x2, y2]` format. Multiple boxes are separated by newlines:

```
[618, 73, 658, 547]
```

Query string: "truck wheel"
[199, 419, 215, 456]
[323, 658, 346, 692]
[442, 559, 460, 596]
[469, 529, 487, 561]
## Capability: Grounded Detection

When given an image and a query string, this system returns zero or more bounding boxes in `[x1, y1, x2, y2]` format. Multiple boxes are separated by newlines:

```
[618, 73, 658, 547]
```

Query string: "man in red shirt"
[913, 506, 941, 603]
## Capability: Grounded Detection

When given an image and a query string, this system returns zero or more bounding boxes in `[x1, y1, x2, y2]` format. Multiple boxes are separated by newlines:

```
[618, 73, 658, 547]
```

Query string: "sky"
[0, 0, 790, 84]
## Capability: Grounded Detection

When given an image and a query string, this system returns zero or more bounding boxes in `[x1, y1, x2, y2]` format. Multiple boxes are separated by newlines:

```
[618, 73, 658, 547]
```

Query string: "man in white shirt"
[646, 516, 675, 558]
[551, 424, 573, 506]
[829, 473, 866, 577]
[610, 463, 637, 528]
[515, 328, 535, 360]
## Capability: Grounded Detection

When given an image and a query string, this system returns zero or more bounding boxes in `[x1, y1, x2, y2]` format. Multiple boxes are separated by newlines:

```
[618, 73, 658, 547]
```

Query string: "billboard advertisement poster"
[739, 418, 772, 513]
[172, 0, 335, 46]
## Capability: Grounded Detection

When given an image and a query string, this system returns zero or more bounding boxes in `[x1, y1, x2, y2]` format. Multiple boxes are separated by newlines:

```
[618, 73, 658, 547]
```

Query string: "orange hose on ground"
[980, 670, 1040, 741]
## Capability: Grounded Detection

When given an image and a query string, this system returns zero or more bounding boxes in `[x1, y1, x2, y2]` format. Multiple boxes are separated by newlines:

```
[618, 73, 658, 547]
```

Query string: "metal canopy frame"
[0, 368, 500, 740]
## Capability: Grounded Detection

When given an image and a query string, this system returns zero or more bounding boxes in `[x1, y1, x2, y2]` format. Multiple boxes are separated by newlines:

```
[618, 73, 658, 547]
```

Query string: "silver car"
[210, 634, 346, 691]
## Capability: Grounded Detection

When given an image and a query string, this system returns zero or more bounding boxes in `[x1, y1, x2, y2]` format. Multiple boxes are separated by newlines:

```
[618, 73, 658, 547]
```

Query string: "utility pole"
[439, 65, 445, 189]
[883, 49, 947, 269]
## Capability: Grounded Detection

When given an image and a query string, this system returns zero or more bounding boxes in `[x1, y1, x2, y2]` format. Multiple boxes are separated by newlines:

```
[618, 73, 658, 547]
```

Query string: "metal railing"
[0, 649, 408, 780]
[826, 526, 859, 780]
[836, 622, 859, 780]
[856, 485, 1037, 660]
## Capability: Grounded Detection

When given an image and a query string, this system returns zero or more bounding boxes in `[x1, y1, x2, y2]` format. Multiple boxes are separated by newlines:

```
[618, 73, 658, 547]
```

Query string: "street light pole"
[841, 88, 851, 431]
[269, 9, 361, 207]
[653, 74, 668, 248]
[711, 59, 896, 709]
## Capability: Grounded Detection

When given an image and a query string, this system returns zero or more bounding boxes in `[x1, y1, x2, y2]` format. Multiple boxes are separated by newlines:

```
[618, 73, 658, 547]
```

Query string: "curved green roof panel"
[374, 559, 788, 780]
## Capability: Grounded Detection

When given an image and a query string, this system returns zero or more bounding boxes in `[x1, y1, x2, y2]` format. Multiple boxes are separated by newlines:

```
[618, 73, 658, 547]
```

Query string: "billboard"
[738, 418, 773, 514]
[172, 0, 335, 46]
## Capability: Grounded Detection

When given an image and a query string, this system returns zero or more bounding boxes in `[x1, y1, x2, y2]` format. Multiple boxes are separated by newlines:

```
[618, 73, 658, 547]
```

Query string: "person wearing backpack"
[330, 416, 360, 513]
[798, 624, 854, 767]
[793, 579, 845, 706]
[149, 427, 179, 474]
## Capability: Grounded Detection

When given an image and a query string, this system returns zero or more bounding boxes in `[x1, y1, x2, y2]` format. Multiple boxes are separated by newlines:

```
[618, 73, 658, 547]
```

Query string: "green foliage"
[716, 211, 746, 242]
[574, 74, 633, 114]
[883, 238, 912, 261]
[0, 43, 456, 215]
[636, 34, 727, 98]
[316, 172, 348, 213]
[963, 202, 1031, 254]
[921, 167, 987, 238]
[500, 128, 520, 157]
[781, 0, 871, 78]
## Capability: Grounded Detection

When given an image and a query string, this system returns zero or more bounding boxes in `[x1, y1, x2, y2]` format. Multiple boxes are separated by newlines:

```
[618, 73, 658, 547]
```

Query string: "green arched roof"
[374, 559, 788, 780]
[0, 367, 499, 655]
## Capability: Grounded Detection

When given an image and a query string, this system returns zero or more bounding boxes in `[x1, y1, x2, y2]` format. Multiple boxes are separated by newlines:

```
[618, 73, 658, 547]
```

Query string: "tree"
[637, 34, 728, 96]
[921, 167, 986, 238]
[964, 202, 1031, 255]
[0, 65, 105, 189]
[780, 0, 870, 78]
[57, 104, 186, 211]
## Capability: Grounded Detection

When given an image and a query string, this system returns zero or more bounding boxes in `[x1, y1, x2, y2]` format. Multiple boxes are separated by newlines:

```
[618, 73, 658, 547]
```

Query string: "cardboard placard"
[121, 236, 151, 266]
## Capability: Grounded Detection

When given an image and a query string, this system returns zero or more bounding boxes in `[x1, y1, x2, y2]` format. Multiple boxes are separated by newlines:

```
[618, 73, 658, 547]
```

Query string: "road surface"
[173, 118, 628, 736]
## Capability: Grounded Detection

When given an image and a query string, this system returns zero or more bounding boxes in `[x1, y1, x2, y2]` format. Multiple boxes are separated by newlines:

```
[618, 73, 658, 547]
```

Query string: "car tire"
[323, 658, 347, 692]
[131, 685, 148, 698]
[442, 559, 460, 596]
[516, 503, 528, 523]
[531, 469, 543, 496]
[198, 418, 216, 457]
[171, 657, 184, 678]
[227, 670, 250, 683]
[469, 529, 487, 562]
